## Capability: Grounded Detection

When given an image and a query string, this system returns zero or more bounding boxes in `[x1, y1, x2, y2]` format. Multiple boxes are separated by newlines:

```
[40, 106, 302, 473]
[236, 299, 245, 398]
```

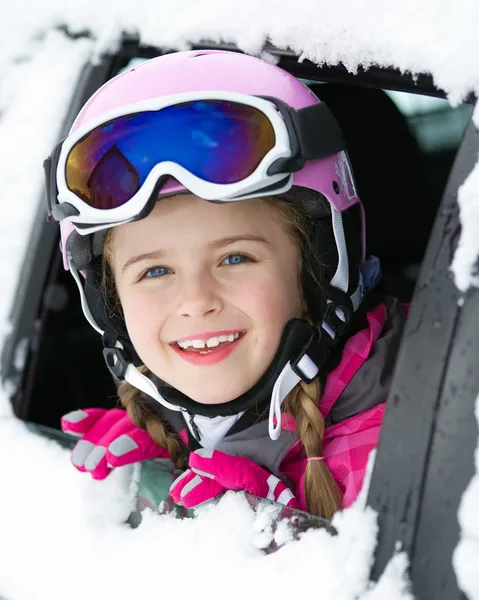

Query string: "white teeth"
[206, 337, 220, 348]
[177, 339, 204, 349]
[177, 332, 241, 349]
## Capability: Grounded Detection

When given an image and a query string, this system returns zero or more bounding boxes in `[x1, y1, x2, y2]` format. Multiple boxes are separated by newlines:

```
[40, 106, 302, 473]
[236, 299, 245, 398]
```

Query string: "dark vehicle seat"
[309, 83, 426, 300]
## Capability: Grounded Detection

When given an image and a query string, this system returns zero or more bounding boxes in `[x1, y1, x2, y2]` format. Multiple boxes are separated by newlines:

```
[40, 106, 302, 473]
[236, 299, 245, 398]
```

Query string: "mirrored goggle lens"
[65, 100, 276, 210]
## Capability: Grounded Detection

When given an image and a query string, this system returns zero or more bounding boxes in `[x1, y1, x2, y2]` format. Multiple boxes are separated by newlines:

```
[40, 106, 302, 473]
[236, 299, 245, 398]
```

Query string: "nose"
[176, 271, 223, 318]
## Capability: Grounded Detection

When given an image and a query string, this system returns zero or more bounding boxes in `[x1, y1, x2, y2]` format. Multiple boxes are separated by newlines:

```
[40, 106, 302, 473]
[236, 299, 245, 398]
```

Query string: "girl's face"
[110, 193, 305, 404]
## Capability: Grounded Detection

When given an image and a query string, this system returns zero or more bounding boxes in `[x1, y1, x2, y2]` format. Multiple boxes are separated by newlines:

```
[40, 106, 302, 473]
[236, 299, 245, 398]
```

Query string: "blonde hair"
[103, 196, 342, 518]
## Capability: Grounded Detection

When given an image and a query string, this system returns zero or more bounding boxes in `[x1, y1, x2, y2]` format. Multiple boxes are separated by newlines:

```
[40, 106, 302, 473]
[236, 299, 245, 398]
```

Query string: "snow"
[0, 1, 478, 599]
[0, 31, 91, 336]
[451, 108, 479, 291]
[453, 394, 479, 600]
[0, 411, 413, 600]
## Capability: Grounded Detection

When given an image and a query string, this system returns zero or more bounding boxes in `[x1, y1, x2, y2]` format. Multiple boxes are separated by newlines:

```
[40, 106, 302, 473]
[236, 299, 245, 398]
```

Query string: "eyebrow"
[121, 234, 271, 273]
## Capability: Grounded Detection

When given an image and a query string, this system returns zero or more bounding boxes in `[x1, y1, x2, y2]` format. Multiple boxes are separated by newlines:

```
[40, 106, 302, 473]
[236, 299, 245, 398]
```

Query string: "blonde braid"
[283, 380, 342, 518]
[117, 366, 187, 470]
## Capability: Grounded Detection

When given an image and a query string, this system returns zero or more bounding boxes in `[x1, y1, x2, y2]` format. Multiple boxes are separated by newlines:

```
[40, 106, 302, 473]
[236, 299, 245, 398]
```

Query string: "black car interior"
[6, 54, 473, 430]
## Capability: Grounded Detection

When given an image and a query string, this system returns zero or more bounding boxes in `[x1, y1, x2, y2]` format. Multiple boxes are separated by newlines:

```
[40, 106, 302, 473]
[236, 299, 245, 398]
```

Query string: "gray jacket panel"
[327, 296, 405, 425]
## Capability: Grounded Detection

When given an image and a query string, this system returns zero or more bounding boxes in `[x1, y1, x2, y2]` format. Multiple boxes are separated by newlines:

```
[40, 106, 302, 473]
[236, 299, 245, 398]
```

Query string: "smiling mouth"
[172, 332, 245, 355]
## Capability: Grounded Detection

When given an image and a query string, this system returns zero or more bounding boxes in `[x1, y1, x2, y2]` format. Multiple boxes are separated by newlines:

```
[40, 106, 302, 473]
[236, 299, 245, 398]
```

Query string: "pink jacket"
[279, 301, 403, 508]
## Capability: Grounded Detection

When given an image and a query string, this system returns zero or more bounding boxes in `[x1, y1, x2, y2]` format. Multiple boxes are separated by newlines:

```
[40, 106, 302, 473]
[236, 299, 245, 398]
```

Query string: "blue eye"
[144, 266, 171, 278]
[223, 253, 249, 266]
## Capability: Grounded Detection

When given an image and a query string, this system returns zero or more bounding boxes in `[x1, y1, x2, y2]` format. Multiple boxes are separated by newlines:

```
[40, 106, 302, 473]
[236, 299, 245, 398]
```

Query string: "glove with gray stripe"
[61, 407, 169, 479]
[170, 448, 299, 509]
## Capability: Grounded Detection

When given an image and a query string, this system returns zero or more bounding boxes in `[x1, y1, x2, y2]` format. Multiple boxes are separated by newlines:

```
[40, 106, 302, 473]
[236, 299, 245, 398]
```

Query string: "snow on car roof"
[0, 2, 478, 599]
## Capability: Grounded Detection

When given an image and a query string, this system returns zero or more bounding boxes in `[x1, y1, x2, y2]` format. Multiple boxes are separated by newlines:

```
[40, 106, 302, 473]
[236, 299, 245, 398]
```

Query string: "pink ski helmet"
[59, 50, 362, 264]
[70, 50, 358, 211]
[70, 50, 359, 211]
[51, 50, 367, 422]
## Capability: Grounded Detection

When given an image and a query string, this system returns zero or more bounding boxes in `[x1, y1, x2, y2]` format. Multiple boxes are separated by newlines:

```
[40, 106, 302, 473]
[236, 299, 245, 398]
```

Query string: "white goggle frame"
[55, 91, 295, 235]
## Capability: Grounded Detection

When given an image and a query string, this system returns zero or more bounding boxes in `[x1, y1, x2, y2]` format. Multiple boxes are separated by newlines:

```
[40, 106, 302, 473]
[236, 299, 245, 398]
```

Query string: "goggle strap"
[294, 103, 346, 161]
[266, 98, 346, 176]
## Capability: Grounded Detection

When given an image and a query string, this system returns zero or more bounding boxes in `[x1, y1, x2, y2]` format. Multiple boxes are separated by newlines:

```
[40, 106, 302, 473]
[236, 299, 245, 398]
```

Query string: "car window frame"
[1, 36, 477, 600]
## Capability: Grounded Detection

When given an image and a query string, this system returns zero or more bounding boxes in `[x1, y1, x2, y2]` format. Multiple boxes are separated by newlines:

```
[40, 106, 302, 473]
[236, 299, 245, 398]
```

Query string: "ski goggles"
[45, 91, 345, 234]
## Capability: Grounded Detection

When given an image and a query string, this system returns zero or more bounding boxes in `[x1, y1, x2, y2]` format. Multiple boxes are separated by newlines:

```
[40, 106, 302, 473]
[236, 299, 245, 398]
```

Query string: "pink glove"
[170, 448, 299, 509]
[61, 407, 168, 480]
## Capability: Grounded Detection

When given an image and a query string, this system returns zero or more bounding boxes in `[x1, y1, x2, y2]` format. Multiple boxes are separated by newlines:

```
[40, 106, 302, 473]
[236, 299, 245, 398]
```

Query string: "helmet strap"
[102, 326, 184, 413]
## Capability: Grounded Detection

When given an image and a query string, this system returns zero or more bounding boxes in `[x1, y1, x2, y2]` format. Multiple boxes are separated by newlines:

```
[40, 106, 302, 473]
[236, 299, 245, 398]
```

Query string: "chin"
[183, 383, 250, 406]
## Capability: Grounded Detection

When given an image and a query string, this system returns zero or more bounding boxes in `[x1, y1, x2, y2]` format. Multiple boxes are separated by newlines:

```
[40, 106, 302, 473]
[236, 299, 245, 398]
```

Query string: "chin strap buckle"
[102, 328, 129, 382]
[290, 328, 321, 384]
[321, 299, 352, 340]
[103, 346, 129, 381]
[290, 291, 354, 384]
[101, 327, 184, 413]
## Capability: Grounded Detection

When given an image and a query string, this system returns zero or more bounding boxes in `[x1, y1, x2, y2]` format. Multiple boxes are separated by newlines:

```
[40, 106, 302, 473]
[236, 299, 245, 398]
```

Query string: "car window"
[386, 91, 473, 152]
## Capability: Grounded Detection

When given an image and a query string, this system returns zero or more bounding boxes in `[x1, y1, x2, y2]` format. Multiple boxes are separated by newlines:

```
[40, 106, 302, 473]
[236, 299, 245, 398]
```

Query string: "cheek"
[118, 289, 164, 349]
[239, 269, 303, 332]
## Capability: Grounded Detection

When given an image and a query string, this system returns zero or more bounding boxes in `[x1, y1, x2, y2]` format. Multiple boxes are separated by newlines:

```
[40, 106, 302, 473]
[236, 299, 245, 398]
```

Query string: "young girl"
[45, 50, 405, 519]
